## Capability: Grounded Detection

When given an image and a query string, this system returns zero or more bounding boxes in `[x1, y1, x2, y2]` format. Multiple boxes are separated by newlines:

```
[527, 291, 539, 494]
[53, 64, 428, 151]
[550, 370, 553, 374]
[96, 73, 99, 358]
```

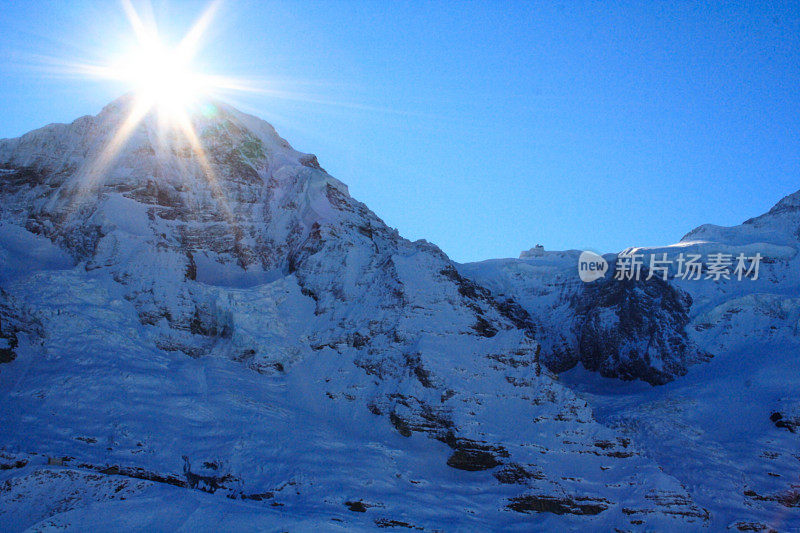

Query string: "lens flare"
[61, 0, 240, 224]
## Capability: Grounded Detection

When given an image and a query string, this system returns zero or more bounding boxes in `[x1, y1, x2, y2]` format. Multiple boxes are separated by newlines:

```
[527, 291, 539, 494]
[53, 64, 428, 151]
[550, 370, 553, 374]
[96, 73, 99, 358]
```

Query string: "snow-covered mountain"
[461, 189, 800, 531]
[0, 97, 797, 531]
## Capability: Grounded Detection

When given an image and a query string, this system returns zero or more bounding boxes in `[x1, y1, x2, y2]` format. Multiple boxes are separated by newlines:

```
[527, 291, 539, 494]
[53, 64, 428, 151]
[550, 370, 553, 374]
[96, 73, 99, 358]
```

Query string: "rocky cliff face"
[575, 270, 709, 385]
[0, 98, 717, 530]
[459, 253, 710, 385]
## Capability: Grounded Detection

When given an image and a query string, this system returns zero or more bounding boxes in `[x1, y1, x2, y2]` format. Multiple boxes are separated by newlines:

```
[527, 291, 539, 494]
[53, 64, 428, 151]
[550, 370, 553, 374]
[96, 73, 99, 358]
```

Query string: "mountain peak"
[0, 95, 330, 190]
[758, 187, 800, 218]
[0, 96, 351, 269]
[677, 187, 800, 245]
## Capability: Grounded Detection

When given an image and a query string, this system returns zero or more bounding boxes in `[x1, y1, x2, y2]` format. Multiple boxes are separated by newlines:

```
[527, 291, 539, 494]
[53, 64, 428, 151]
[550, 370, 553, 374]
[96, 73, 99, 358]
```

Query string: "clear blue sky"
[1, 1, 798, 263]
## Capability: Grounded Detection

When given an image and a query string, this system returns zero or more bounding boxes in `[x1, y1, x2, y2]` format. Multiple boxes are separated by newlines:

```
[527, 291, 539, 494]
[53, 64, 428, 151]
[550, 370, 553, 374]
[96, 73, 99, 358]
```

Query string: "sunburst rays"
[47, 0, 410, 240]
[60, 0, 241, 226]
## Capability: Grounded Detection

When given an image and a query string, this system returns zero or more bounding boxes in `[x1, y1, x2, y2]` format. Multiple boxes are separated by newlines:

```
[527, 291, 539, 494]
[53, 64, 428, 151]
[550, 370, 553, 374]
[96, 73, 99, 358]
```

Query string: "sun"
[62, 0, 250, 202]
[90, 0, 226, 123]
[113, 39, 209, 119]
